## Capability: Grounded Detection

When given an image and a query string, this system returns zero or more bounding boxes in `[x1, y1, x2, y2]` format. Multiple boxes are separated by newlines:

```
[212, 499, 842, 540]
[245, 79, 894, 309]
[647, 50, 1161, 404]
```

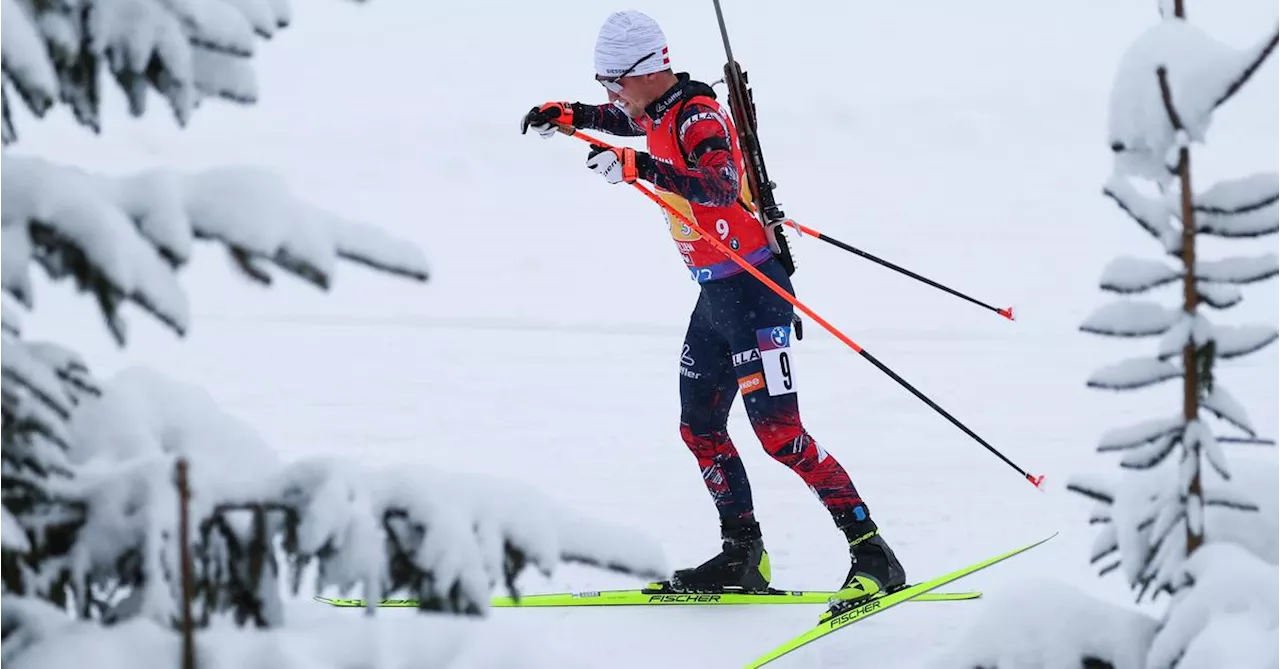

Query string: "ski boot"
[650, 517, 771, 594]
[820, 516, 906, 622]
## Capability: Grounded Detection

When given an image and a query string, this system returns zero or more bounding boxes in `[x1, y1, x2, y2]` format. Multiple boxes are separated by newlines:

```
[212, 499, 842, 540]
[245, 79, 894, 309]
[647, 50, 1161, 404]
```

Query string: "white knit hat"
[594, 10, 671, 78]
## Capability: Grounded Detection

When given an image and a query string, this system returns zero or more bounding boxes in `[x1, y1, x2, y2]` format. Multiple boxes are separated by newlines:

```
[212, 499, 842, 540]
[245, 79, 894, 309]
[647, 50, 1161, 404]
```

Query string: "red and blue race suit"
[573, 74, 771, 283]
[573, 74, 870, 530]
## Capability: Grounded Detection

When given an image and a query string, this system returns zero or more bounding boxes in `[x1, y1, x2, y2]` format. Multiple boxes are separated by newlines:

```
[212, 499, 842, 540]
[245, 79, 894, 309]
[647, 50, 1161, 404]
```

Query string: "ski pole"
[560, 127, 1045, 489]
[569, 130, 1015, 321]
[779, 220, 1015, 321]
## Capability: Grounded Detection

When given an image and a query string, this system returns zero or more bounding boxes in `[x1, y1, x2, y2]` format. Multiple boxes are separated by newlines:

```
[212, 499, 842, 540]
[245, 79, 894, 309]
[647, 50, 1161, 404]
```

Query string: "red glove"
[521, 102, 575, 138]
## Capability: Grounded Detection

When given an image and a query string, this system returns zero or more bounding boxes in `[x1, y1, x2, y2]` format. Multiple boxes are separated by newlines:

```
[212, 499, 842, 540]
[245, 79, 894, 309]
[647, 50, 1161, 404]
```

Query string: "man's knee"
[754, 419, 812, 469]
[680, 423, 737, 461]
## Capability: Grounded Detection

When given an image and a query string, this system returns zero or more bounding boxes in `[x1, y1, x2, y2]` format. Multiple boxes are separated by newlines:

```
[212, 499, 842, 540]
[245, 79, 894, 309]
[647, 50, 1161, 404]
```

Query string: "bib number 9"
[756, 325, 798, 397]
[716, 219, 730, 240]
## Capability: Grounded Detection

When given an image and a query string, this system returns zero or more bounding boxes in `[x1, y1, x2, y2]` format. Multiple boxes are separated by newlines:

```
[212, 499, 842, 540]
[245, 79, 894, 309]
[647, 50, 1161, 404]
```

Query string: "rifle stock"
[713, 2, 796, 276]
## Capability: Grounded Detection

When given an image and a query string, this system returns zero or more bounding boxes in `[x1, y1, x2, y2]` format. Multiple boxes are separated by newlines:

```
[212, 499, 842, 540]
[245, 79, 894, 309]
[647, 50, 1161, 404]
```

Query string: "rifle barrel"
[711, 0, 737, 66]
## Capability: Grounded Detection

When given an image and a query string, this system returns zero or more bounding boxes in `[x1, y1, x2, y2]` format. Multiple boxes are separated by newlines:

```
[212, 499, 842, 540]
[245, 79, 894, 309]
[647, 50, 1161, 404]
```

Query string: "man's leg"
[735, 329, 870, 522]
[679, 296, 754, 521]
[669, 293, 770, 592]
[717, 258, 905, 602]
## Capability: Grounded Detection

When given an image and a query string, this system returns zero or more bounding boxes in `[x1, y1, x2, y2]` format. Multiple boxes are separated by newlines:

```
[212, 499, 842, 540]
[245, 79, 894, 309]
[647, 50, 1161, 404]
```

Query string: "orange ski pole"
[560, 126, 1043, 489]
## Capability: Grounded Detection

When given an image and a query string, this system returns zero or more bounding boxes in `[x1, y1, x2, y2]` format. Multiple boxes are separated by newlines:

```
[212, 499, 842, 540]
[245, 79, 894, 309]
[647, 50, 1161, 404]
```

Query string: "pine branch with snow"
[1, 310, 98, 604]
[0, 0, 297, 144]
[4, 366, 666, 642]
[1147, 543, 1279, 669]
[2, 155, 430, 347]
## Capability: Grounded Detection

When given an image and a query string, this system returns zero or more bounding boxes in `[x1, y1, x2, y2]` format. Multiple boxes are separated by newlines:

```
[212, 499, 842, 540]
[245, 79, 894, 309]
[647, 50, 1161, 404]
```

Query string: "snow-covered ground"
[9, 0, 1277, 667]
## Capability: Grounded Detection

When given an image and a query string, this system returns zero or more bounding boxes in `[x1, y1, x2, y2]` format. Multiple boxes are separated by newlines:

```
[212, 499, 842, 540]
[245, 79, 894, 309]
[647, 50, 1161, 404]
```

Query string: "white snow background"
[5, 0, 1277, 667]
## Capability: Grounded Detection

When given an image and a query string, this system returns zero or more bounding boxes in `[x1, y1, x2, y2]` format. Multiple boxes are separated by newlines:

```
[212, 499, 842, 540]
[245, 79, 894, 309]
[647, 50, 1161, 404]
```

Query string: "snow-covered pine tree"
[1075, 0, 1274, 596]
[927, 5, 1277, 669]
[2, 2, 666, 668]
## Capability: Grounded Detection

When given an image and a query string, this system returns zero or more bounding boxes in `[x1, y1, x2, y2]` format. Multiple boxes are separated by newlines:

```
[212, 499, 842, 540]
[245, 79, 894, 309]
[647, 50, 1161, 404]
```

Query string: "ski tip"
[1027, 473, 1046, 490]
[999, 306, 1015, 321]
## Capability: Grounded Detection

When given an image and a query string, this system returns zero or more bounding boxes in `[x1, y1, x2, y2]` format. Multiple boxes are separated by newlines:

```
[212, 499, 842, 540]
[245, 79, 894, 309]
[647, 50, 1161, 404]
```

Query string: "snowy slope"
[10, 0, 1277, 667]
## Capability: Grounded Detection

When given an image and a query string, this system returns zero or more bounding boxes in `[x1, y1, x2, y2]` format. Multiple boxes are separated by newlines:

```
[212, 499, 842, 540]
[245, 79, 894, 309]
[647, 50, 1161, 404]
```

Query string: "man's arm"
[637, 102, 740, 208]
[573, 103, 648, 137]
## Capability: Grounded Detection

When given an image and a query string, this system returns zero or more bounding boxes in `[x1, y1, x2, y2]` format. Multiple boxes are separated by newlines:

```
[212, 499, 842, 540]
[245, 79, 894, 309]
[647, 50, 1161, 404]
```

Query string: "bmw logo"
[771, 327, 788, 347]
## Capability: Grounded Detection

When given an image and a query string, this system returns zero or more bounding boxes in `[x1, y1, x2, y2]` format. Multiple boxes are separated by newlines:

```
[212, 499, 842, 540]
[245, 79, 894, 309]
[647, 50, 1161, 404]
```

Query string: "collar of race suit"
[644, 72, 719, 122]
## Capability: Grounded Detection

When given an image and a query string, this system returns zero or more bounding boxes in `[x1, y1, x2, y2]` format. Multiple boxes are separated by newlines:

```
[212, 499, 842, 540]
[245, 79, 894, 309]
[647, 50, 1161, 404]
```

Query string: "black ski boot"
[663, 517, 771, 593]
[825, 516, 906, 617]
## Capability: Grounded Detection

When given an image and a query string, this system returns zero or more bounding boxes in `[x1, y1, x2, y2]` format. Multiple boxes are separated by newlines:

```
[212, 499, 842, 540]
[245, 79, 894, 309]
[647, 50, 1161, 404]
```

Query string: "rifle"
[711, 0, 797, 277]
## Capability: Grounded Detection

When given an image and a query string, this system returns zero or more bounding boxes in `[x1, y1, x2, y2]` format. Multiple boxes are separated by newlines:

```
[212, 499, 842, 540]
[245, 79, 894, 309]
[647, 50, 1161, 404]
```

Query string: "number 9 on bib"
[756, 325, 797, 396]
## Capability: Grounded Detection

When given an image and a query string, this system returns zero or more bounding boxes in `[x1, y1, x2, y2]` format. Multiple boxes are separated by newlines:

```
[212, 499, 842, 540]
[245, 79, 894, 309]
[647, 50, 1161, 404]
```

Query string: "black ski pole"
[784, 219, 1015, 320]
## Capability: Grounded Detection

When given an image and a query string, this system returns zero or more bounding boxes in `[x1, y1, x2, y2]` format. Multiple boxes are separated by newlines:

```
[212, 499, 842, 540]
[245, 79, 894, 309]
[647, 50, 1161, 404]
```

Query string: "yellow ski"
[744, 533, 1057, 668]
[314, 586, 981, 609]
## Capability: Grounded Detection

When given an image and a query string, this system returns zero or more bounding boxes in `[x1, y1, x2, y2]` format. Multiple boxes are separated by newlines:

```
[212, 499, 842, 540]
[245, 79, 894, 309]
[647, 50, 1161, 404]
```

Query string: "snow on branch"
[2, 596, 580, 669]
[1184, 420, 1229, 480]
[1196, 253, 1279, 284]
[1087, 357, 1182, 390]
[1, 155, 190, 344]
[1197, 282, 1242, 309]
[1156, 312, 1195, 359]
[1066, 472, 1117, 504]
[1102, 174, 1179, 249]
[1, 298, 20, 336]
[1, 325, 86, 597]
[1197, 204, 1279, 239]
[49, 366, 665, 627]
[273, 459, 667, 615]
[1076, 469, 1178, 597]
[0, 0, 295, 143]
[1147, 543, 1278, 669]
[1080, 300, 1181, 337]
[1214, 324, 1279, 359]
[4, 331, 102, 439]
[1203, 480, 1262, 514]
[2, 503, 30, 552]
[1192, 171, 1280, 213]
[1107, 19, 1280, 181]
[1098, 415, 1183, 452]
[1202, 385, 1254, 436]
[1191, 172, 1280, 238]
[1099, 256, 1182, 294]
[0, 0, 58, 121]
[1120, 433, 1180, 470]
[183, 167, 430, 286]
[1, 156, 429, 346]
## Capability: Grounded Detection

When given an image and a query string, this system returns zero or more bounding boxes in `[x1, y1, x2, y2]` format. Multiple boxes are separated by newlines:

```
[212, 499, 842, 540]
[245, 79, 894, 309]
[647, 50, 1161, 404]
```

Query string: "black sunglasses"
[598, 51, 656, 93]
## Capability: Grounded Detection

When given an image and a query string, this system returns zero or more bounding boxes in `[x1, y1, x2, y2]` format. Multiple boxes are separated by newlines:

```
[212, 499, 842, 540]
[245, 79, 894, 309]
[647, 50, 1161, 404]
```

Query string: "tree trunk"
[1157, 40, 1202, 558]
[1177, 144, 1203, 555]
[177, 458, 196, 669]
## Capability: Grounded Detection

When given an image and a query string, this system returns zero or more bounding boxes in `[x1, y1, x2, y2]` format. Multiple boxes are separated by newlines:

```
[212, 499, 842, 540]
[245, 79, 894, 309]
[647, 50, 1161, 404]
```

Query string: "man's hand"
[586, 144, 655, 185]
[521, 102, 575, 138]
